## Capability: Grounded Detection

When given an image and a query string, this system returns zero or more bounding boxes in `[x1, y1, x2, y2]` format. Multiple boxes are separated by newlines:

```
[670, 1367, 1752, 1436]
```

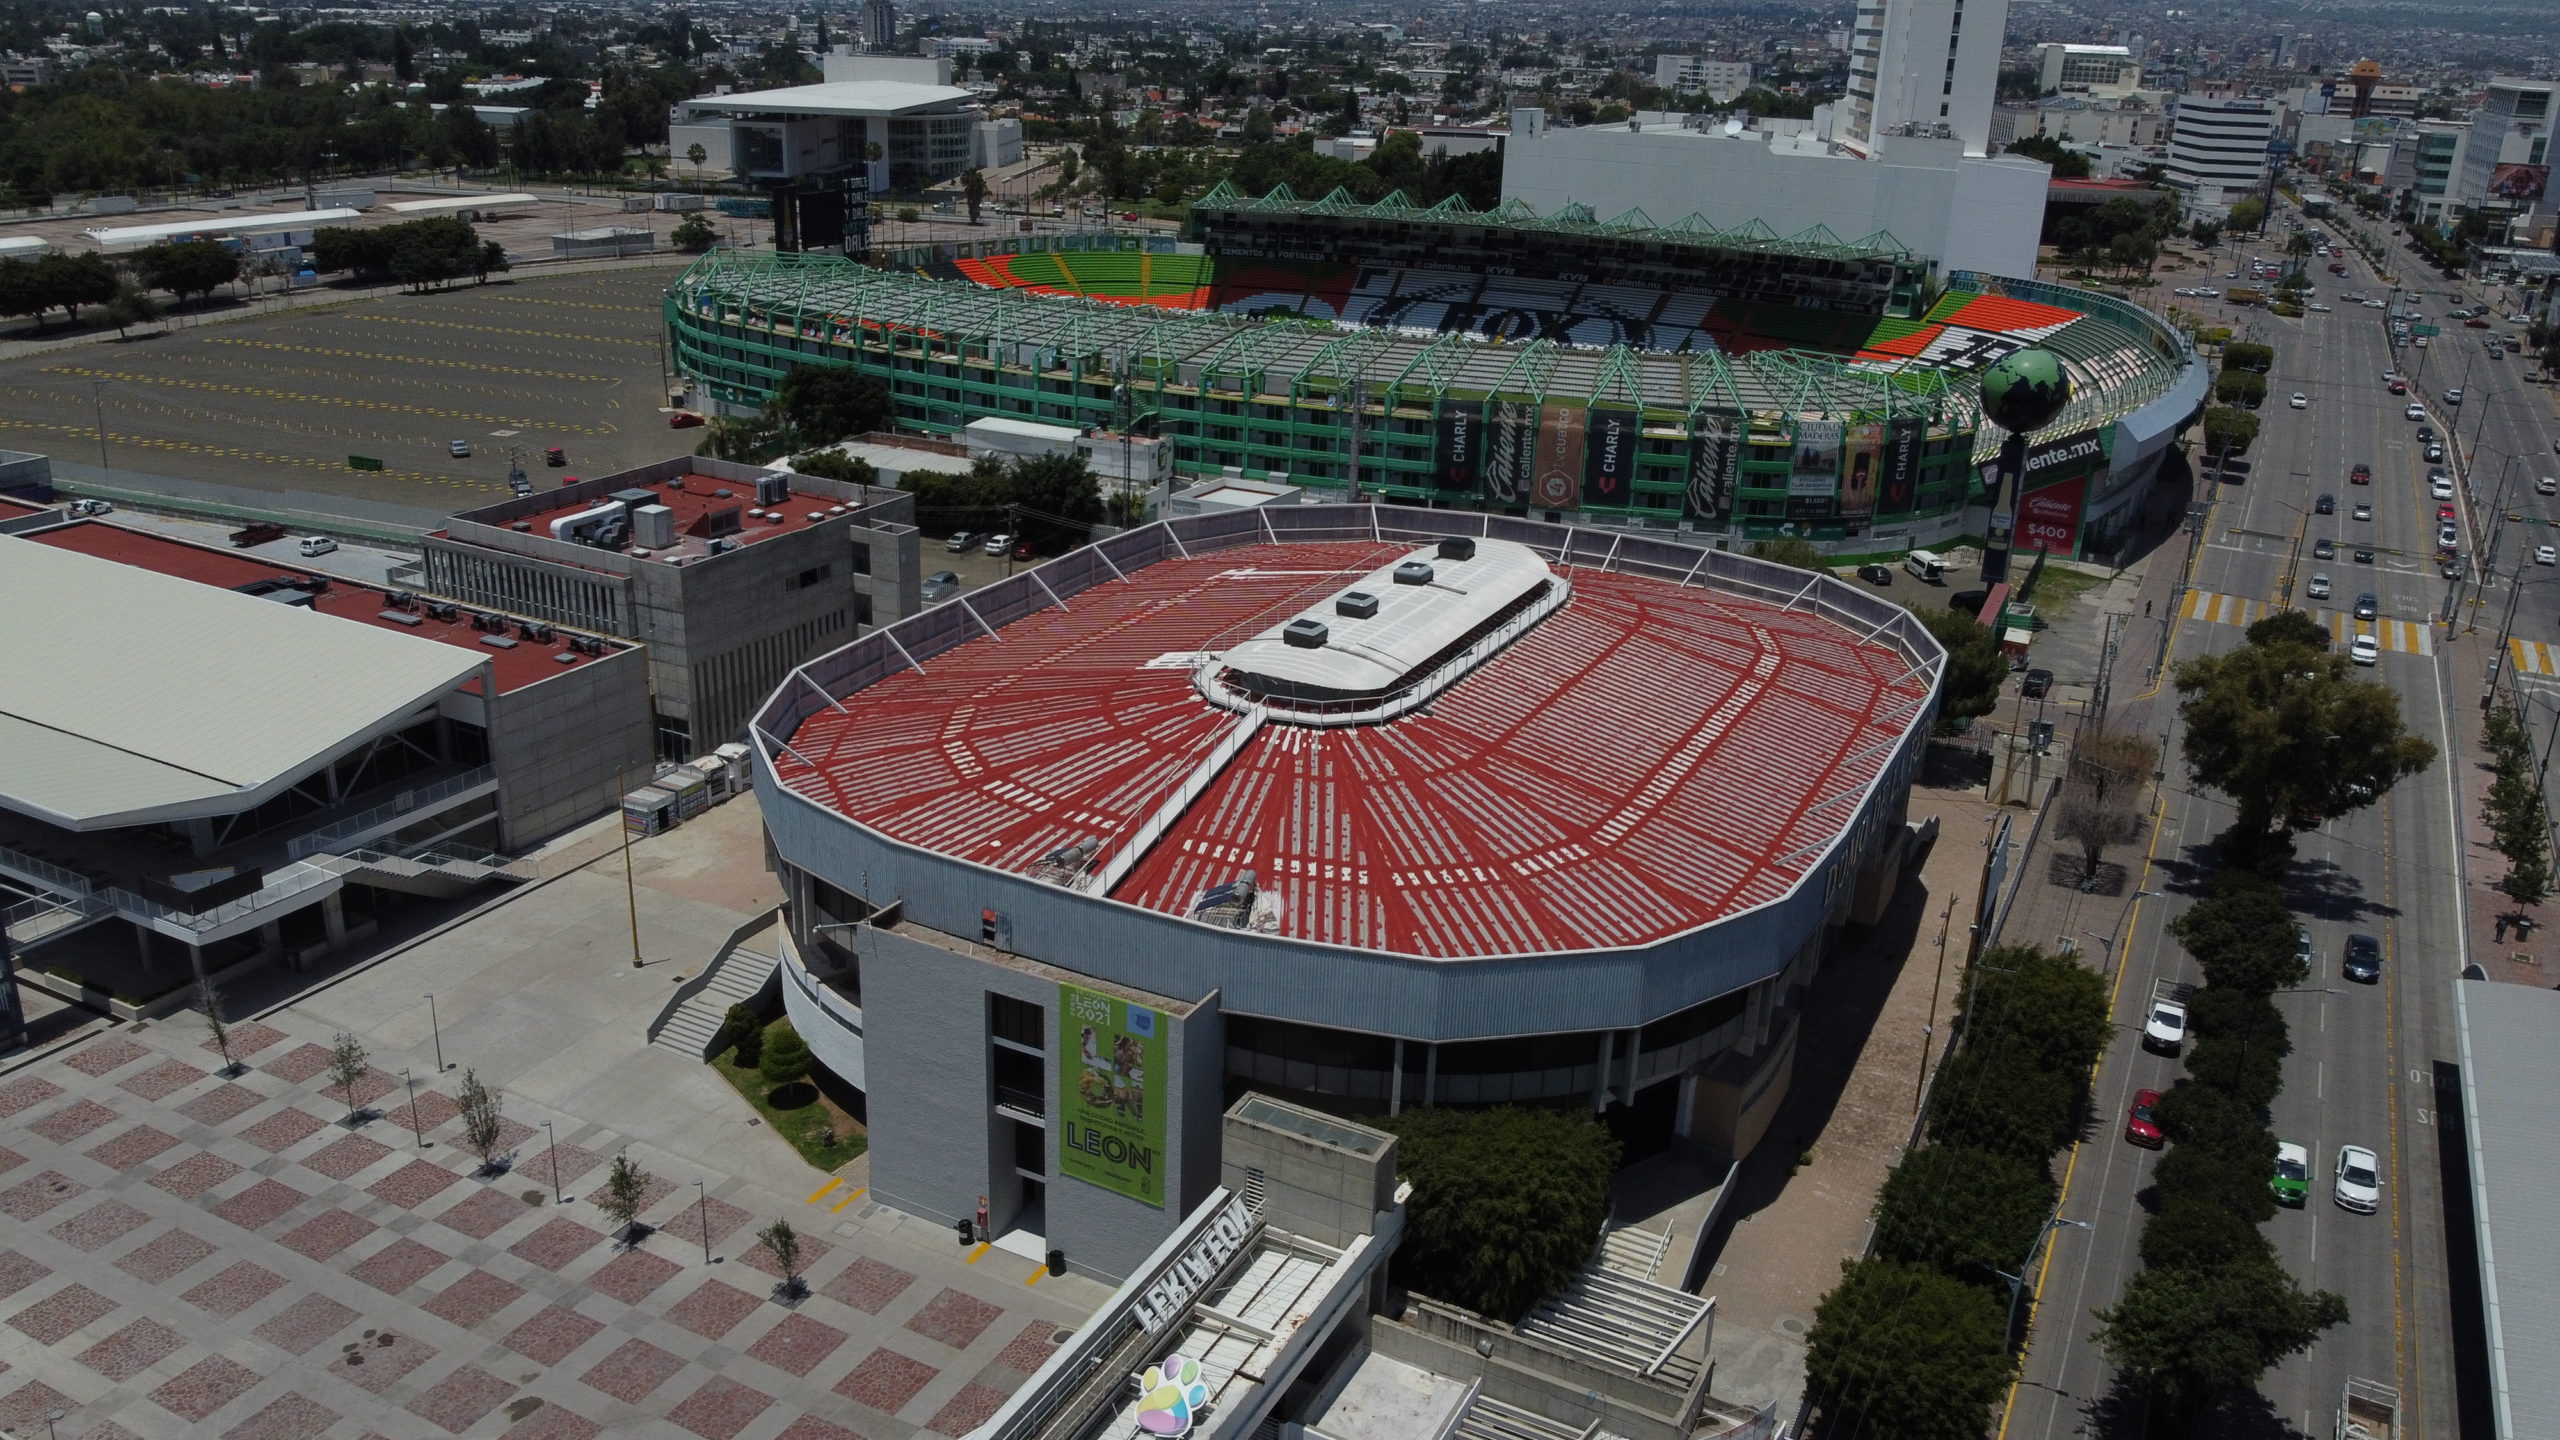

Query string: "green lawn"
[710, 1019, 868, 1173]
[2022, 562, 2111, 615]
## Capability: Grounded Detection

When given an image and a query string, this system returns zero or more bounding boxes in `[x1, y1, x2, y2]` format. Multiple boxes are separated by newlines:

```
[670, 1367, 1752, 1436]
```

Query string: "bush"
[1380, 1106, 1619, 1321]
[1803, 1258, 2015, 1440]
[759, 1025, 814, 1092]
[722, 1004, 764, 1066]
[1924, 1046, 2078, 1163]
[2222, 342, 2275, 372]
[789, 448, 877, 484]
[2215, 370, 2268, 406]
[1958, 946, 2113, 1078]
[1868, 1144, 2056, 1285]
[2151, 1135, 2278, 1226]
[2169, 872, 2304, 997]
[2141, 1196, 2273, 1271]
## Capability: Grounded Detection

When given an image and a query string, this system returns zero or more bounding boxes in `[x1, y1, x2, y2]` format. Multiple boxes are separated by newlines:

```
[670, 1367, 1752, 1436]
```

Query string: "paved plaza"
[0, 797, 1106, 1439]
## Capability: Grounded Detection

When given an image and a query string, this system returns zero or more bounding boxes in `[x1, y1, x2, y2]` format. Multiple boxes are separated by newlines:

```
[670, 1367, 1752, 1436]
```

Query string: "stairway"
[1450, 1396, 1596, 1440]
[315, 847, 528, 899]
[1598, 1224, 1672, 1282]
[651, 945, 780, 1058]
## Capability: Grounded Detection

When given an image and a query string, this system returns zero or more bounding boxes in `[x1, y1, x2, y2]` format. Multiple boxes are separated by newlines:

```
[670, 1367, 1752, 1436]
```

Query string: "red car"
[2439, 503, 2457, 521]
[2350, 463, 2372, 484]
[2125, 1088, 2164, 1147]
[668, 412, 706, 429]
[1011, 538, 1034, 561]
[2464, 316, 2492, 328]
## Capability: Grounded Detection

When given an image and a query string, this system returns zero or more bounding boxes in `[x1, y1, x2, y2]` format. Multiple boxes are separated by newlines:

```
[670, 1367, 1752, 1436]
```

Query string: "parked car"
[983, 531, 1014, 555]
[2143, 987, 2189, 1054]
[2125, 1089, 2164, 1148]
[1012, 537, 1035, 561]
[946, 531, 979, 553]
[2021, 668, 2052, 699]
[2344, 932, 2383, 983]
[2350, 633, 2381, 666]
[297, 535, 338, 557]
[2426, 444, 2446, 463]
[1856, 563, 1893, 585]
[544, 446, 567, 467]
[2272, 1142, 2311, 1207]
[920, 569, 962, 602]
[2432, 475, 2457, 500]
[668, 412, 706, 429]
[2417, 425, 2438, 442]
[2334, 1144, 2382, 1213]
[448, 439, 472, 458]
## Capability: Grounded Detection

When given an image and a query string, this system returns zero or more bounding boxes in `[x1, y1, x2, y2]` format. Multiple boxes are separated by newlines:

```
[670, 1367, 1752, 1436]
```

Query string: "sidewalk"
[2446, 627, 2556, 986]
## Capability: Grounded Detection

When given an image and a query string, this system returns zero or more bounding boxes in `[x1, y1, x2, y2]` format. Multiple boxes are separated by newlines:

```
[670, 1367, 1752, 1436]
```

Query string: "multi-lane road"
[2004, 207, 2526, 1439]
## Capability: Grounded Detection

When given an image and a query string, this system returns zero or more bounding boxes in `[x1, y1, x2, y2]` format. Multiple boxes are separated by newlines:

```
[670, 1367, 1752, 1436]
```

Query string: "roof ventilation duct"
[1393, 560, 1434, 586]
[1282, 618, 1329, 648]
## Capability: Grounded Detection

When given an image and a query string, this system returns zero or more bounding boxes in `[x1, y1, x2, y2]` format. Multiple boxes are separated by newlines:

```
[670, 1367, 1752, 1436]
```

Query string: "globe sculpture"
[1979, 347, 2073, 436]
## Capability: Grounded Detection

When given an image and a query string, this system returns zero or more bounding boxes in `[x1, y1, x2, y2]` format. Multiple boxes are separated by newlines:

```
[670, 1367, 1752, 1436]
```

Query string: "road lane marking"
[2178, 591, 2433, 653]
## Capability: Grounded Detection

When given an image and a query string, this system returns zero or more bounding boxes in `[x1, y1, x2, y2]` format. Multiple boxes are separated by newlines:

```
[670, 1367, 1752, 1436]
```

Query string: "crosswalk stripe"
[2179, 590, 2433, 654]
[829, 1186, 867, 1213]
[2514, 638, 2560, 676]
[806, 1178, 842, 1205]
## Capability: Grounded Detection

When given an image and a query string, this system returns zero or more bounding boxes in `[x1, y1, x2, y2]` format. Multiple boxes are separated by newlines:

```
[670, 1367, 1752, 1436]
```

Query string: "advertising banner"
[2490, 163, 2549, 204]
[2017, 473, 2088, 555]
[1482, 399, 1537, 507]
[1532, 403, 1585, 511]
[1879, 415, 1925, 516]
[2016, 426, 2111, 557]
[1840, 421, 1882, 529]
[1060, 982, 1168, 1208]
[1582, 406, 1639, 509]
[1434, 401, 1481, 494]
[1685, 410, 1741, 526]
[1786, 417, 1841, 521]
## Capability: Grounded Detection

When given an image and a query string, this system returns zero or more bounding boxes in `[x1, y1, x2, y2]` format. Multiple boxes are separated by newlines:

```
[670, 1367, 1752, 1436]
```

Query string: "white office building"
[1653, 56, 1754, 102]
[2449, 77, 2555, 219]
[2036, 44, 2142, 100]
[2162, 92, 2277, 219]
[1837, 0, 2011, 157]
[669, 57, 975, 189]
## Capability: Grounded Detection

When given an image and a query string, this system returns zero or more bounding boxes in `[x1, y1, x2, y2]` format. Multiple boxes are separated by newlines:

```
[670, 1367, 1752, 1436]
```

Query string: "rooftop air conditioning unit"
[425, 601, 459, 621]
[1437, 536, 1477, 561]
[1336, 591, 1379, 619]
[668, 477, 687, 491]
[632, 503, 676, 549]
[1393, 560, 1434, 586]
[1282, 618, 1329, 648]
[755, 474, 791, 506]
[384, 590, 415, 609]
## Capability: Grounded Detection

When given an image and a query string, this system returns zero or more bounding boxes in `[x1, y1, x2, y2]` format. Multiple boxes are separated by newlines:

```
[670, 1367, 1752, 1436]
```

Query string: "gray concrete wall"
[858, 924, 1225, 1282]
[487, 641, 655, 847]
[1220, 1099, 1398, 1250]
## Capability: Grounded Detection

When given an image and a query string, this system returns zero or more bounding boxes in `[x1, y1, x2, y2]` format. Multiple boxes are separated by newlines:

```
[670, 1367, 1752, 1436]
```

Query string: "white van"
[1904, 550, 1946, 582]
[297, 536, 338, 557]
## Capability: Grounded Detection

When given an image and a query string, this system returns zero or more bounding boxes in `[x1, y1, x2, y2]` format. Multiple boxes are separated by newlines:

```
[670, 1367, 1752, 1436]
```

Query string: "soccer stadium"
[665, 182, 2208, 558]
[749, 505, 1944, 1276]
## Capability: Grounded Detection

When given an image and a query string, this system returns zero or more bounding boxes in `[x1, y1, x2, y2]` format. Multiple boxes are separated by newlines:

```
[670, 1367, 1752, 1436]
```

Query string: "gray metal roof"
[0, 535, 488, 831]
[678, 79, 972, 117]
[2454, 978, 2560, 1440]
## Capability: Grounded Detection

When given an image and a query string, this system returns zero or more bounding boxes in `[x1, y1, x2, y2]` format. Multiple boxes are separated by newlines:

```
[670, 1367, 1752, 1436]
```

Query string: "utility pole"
[1914, 897, 1954, 1113]
[619, 766, 644, 968]
[91, 381, 109, 479]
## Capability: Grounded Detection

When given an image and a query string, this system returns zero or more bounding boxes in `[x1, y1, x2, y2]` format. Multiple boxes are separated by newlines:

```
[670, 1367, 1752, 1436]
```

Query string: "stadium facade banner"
[1840, 421, 1883, 529]
[1788, 417, 1842, 519]
[1434, 401, 1482, 494]
[1059, 981, 1168, 1208]
[2017, 474, 2088, 555]
[1532, 403, 1585, 511]
[2016, 426, 2112, 558]
[1685, 410, 1742, 526]
[1879, 415, 1925, 516]
[1482, 399, 1537, 507]
[1582, 407, 1639, 508]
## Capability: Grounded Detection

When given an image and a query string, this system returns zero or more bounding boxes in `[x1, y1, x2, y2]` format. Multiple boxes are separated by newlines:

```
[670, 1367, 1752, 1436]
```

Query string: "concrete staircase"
[315, 847, 528, 899]
[651, 943, 780, 1058]
[1450, 1395, 1597, 1440]
[1598, 1223, 1672, 1282]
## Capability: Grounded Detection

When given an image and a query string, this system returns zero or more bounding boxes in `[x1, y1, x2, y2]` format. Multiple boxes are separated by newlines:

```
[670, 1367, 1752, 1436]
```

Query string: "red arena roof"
[772, 540, 1933, 959]
[25, 522, 622, 695]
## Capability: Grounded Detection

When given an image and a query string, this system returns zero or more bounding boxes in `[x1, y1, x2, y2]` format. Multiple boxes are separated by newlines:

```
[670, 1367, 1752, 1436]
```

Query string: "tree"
[1957, 945, 2113, 1079]
[2215, 370, 2267, 406]
[2174, 623, 2436, 848]
[1378, 1106, 1620, 1321]
[198, 979, 236, 1075]
[685, 140, 709, 172]
[2094, 1248, 2347, 1427]
[772, 363, 894, 446]
[2481, 704, 2552, 905]
[2226, 197, 2268, 235]
[2190, 220, 2222, 248]
[2168, 871, 2304, 997]
[2002, 133, 2092, 179]
[1909, 604, 2009, 735]
[671, 212, 718, 253]
[1745, 536, 1826, 571]
[758, 1218, 804, 1295]
[1241, 104, 1275, 143]
[597, 1153, 651, 1241]
[104, 280, 160, 339]
[2055, 787, 2145, 884]
[131, 239, 241, 304]
[789, 448, 878, 484]
[2200, 406, 2261, 458]
[1008, 450, 1103, 548]
[1924, 1046, 2077, 1163]
[759, 1025, 813, 1096]
[456, 1068, 507, 1173]
[2068, 726, 2158, 809]
[1868, 1144, 2057, 1284]
[960, 167, 987, 225]
[328, 1032, 370, 1124]
[723, 1005, 764, 1066]
[1803, 1259, 2013, 1440]
[2141, 1195, 2274, 1272]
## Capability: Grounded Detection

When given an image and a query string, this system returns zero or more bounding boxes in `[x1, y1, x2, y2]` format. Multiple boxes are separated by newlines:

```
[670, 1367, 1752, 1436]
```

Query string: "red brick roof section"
[486, 473, 841, 561]
[774, 541, 1932, 960]
[22, 522, 617, 695]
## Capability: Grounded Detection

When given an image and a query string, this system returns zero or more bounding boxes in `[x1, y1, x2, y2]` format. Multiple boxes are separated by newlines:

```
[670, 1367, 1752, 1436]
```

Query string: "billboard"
[1482, 399, 1537, 507]
[1434, 401, 1481, 494]
[2017, 474, 2088, 555]
[1532, 403, 1584, 511]
[1685, 410, 1742, 526]
[1787, 417, 1841, 520]
[1878, 415, 1925, 516]
[2016, 426, 2112, 557]
[1582, 406, 1639, 508]
[1839, 421, 1883, 530]
[2490, 163, 2549, 204]
[1060, 982, 1169, 1207]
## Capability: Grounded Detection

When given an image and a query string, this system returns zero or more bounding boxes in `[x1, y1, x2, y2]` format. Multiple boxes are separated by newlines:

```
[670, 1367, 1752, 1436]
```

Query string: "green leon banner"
[1059, 982, 1168, 1207]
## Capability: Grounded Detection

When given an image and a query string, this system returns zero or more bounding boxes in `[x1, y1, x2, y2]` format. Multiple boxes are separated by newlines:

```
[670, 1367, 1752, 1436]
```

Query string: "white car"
[2335, 1144, 2382, 1213]
[2365, 298, 2387, 309]
[2352, 502, 2373, 521]
[2406, 403, 2427, 421]
[2432, 476, 2457, 500]
[2539, 476, 2557, 496]
[2290, 392, 2308, 408]
[2539, 546, 2557, 567]
[2143, 997, 2189, 1053]
[2306, 573, 2332, 599]
[2308, 303, 2331, 312]
[2350, 633, 2381, 666]
[297, 535, 338, 557]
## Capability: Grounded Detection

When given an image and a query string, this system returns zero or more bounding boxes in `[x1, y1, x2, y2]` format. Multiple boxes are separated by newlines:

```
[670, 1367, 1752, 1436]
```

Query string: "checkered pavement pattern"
[0, 1022, 1078, 1439]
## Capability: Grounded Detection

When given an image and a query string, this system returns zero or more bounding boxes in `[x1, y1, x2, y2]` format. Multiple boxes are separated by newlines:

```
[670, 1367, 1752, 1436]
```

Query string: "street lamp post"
[541, 1119, 564, 1204]
[2002, 1215, 2093, 1344]
[399, 1069, 427, 1149]
[692, 1179, 711, 1264]
[425, 992, 446, 1072]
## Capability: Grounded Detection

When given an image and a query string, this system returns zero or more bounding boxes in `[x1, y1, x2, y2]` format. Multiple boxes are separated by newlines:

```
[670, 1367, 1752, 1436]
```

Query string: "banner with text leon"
[1060, 982, 1169, 1207]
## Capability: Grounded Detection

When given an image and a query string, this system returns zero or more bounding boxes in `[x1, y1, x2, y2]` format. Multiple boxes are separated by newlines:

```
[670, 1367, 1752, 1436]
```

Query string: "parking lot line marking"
[1024, 1265, 1046, 1287]
[806, 1178, 842, 1205]
[965, 1241, 993, 1265]
[828, 1186, 866, 1213]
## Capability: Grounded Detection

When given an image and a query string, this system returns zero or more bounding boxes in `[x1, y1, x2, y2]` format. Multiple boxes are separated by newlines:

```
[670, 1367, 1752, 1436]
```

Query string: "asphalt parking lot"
[0, 261, 690, 521]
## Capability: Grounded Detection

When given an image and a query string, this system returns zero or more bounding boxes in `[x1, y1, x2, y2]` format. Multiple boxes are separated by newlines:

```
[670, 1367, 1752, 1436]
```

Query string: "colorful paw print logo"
[1135, 1351, 1208, 1435]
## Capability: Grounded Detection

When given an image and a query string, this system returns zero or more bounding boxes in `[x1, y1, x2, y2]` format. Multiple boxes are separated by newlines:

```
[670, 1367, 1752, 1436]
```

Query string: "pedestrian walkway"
[2176, 587, 2436, 654]
[2509, 636, 2560, 678]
